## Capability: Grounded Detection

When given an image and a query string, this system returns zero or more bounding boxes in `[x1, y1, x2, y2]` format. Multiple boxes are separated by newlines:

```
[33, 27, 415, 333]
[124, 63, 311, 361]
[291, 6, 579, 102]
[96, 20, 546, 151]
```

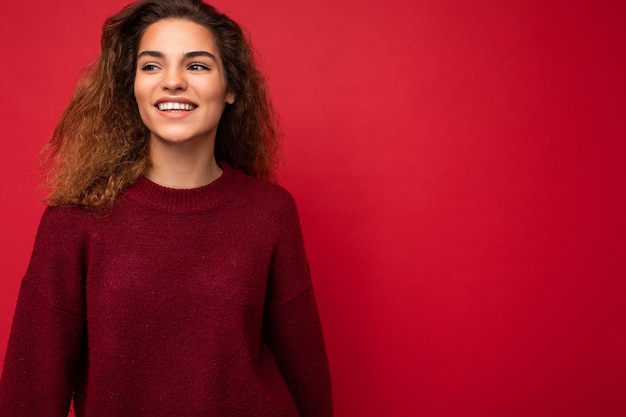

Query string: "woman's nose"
[160, 67, 187, 91]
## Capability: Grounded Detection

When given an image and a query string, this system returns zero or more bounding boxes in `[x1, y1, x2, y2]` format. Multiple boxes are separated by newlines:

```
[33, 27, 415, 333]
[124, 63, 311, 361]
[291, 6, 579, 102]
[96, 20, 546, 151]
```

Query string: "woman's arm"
[0, 207, 88, 416]
[263, 192, 333, 417]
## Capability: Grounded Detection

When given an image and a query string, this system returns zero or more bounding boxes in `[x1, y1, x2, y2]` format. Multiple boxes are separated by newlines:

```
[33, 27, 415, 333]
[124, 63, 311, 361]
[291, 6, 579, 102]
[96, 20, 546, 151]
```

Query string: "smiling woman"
[39, 0, 281, 209]
[0, 1, 332, 416]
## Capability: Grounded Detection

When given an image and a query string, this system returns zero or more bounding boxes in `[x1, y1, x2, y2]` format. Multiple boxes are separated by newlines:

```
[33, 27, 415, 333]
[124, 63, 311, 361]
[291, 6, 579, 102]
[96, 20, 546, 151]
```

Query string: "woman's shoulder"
[232, 169, 298, 212]
[42, 203, 100, 219]
[37, 204, 99, 236]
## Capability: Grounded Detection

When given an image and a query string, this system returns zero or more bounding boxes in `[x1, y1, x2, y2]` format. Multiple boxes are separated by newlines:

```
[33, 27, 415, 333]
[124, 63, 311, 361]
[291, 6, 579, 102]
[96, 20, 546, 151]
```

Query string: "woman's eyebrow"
[137, 50, 164, 59]
[137, 50, 217, 62]
[184, 51, 217, 61]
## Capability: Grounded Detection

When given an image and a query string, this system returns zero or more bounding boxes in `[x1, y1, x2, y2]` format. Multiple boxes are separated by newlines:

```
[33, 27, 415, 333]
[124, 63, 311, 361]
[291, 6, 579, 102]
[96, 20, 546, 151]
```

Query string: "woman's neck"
[144, 137, 223, 189]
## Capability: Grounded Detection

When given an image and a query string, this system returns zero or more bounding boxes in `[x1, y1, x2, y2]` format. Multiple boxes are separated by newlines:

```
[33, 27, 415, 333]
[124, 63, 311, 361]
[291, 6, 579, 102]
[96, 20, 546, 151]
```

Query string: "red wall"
[1, 1, 625, 416]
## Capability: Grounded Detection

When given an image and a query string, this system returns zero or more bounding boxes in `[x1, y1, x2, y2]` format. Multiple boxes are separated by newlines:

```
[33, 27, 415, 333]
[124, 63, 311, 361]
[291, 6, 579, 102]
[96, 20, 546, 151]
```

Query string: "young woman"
[0, 1, 332, 416]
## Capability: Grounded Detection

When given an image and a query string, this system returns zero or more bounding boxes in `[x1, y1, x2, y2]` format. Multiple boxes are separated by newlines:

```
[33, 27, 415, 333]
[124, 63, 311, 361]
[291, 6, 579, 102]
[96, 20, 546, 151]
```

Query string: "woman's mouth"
[156, 102, 197, 111]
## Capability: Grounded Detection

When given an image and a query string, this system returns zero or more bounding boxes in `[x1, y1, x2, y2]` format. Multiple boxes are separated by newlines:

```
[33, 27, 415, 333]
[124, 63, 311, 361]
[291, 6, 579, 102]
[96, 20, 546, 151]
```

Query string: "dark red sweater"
[0, 163, 332, 416]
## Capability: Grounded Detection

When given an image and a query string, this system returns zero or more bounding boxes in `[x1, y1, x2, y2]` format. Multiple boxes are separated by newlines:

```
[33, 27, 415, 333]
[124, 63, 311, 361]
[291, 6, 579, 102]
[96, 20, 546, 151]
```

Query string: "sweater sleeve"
[0, 206, 88, 417]
[264, 192, 333, 417]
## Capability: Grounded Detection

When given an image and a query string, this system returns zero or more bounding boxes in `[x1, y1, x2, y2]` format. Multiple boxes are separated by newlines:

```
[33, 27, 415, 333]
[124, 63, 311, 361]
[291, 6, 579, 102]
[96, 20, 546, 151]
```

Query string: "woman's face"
[134, 19, 234, 147]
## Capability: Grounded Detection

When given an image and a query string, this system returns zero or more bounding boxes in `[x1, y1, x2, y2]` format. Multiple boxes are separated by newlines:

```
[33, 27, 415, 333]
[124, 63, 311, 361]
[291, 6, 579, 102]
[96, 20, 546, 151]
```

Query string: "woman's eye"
[140, 64, 160, 71]
[189, 63, 210, 71]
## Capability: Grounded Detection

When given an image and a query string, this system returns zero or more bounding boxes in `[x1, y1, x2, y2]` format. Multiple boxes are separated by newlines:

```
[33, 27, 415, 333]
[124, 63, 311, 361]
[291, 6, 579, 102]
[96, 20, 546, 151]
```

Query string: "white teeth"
[157, 102, 196, 111]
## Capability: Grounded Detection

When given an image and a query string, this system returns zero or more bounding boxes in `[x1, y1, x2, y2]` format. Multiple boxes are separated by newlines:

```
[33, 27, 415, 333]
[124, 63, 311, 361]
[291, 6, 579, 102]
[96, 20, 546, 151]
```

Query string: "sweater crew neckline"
[124, 162, 242, 214]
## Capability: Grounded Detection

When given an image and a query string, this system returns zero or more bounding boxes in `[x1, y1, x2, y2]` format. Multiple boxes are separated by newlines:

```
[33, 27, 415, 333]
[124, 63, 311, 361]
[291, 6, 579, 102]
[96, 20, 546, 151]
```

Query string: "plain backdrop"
[1, 1, 625, 416]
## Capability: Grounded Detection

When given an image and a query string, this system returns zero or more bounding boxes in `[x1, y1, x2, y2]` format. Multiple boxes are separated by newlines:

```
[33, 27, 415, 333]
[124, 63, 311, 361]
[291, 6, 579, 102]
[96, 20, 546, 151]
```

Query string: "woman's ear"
[226, 91, 235, 104]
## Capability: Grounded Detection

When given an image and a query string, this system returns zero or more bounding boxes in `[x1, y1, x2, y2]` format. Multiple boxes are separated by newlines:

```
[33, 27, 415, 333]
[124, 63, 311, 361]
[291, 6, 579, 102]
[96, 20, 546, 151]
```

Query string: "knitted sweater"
[0, 163, 332, 417]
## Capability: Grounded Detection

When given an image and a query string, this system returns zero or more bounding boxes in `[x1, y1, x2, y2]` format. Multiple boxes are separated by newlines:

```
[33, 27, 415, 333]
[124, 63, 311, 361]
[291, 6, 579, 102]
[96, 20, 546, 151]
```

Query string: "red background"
[1, 1, 625, 416]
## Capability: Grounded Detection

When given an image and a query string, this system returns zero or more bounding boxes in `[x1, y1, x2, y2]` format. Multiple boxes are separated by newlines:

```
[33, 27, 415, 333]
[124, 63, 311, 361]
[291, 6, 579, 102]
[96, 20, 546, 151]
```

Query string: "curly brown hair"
[43, 0, 280, 208]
